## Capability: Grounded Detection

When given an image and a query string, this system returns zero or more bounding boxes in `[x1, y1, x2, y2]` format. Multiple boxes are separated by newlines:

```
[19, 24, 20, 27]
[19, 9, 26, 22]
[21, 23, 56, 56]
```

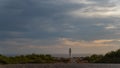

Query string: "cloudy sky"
[0, 0, 120, 55]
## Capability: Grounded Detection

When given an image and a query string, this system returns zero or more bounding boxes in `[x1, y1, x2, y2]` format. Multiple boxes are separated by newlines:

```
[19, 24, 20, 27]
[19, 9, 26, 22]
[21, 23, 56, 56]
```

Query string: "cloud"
[67, 0, 120, 18]
[69, 2, 120, 18]
[93, 39, 115, 44]
[0, 0, 119, 41]
[0, 38, 119, 54]
[57, 38, 120, 54]
[105, 24, 117, 30]
[60, 38, 117, 47]
[0, 0, 120, 54]
[68, 0, 96, 4]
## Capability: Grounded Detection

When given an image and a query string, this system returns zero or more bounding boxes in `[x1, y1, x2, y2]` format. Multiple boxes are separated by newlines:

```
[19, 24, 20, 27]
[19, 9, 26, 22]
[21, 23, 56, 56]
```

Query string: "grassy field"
[1, 64, 120, 68]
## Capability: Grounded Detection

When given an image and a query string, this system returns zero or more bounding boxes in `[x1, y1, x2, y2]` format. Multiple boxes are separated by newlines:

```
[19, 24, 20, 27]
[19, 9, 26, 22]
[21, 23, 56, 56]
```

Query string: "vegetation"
[56, 58, 70, 63]
[1, 49, 120, 64]
[83, 54, 103, 63]
[84, 49, 120, 63]
[98, 49, 120, 63]
[0, 54, 56, 64]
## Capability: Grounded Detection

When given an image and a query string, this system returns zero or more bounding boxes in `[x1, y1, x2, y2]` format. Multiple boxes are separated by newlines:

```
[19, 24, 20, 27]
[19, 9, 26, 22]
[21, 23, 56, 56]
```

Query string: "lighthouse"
[69, 48, 72, 63]
[69, 48, 72, 59]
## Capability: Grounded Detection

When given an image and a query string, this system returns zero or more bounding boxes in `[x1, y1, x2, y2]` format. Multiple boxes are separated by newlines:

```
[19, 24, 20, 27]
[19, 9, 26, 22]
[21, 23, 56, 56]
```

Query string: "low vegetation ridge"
[1, 49, 120, 64]
[84, 49, 120, 63]
[0, 54, 56, 64]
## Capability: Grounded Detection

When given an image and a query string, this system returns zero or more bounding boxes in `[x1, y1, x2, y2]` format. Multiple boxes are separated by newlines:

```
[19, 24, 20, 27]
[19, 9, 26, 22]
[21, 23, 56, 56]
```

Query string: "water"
[1, 64, 120, 68]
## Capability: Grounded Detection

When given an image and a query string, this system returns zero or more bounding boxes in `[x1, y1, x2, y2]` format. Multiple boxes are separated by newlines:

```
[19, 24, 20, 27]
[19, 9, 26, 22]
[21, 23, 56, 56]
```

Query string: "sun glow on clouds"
[2, 38, 119, 49]
[60, 38, 117, 47]
[57, 38, 120, 54]
[17, 38, 120, 54]
[93, 39, 115, 44]
[0, 38, 120, 54]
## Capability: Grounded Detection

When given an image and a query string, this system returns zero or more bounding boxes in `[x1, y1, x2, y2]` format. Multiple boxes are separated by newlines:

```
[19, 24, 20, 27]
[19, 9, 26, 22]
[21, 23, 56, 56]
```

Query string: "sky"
[0, 0, 120, 55]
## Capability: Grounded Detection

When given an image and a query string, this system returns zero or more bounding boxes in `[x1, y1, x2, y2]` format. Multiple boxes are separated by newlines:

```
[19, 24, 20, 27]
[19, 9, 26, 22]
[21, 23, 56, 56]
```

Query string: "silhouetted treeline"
[0, 54, 56, 64]
[84, 49, 120, 63]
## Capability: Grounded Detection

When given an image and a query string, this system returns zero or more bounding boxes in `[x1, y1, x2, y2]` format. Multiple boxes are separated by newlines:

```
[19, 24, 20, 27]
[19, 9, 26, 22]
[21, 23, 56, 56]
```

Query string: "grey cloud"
[0, 0, 118, 40]
[0, 0, 120, 54]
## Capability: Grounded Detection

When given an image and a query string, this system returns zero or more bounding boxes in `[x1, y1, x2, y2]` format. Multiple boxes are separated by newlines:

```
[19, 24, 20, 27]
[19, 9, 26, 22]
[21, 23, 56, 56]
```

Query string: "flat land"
[1, 64, 120, 68]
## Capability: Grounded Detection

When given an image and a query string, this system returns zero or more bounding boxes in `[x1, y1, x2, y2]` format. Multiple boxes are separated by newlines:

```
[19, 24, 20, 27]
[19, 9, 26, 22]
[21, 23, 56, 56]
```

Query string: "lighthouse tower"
[69, 48, 72, 58]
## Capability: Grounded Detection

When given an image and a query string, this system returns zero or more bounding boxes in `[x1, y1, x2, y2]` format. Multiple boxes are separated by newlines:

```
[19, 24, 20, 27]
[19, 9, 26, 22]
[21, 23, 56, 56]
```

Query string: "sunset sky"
[0, 0, 120, 55]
